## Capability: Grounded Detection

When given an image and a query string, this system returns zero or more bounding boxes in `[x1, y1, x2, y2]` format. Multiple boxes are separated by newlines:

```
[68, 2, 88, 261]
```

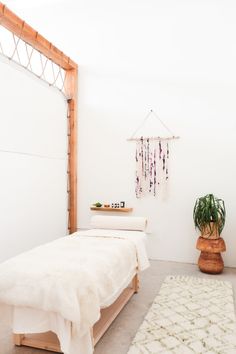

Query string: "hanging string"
[0, 19, 67, 97]
[130, 110, 153, 139]
[25, 42, 34, 70]
[39, 53, 48, 80]
[0, 149, 66, 160]
[128, 109, 179, 141]
[150, 109, 175, 136]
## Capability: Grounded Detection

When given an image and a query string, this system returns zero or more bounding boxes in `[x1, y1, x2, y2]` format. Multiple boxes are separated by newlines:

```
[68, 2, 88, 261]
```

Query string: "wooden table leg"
[13, 334, 24, 346]
[132, 274, 139, 293]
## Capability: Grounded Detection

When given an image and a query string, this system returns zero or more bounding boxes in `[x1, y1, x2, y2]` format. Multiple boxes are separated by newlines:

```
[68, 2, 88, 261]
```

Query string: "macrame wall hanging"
[127, 110, 179, 198]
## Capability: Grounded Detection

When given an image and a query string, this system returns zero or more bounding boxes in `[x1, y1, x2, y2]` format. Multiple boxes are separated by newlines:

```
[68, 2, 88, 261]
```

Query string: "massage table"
[0, 216, 149, 354]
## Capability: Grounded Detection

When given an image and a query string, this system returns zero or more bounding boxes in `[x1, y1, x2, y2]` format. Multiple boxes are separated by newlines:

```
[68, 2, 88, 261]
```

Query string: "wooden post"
[13, 334, 24, 345]
[65, 69, 78, 233]
[132, 273, 139, 293]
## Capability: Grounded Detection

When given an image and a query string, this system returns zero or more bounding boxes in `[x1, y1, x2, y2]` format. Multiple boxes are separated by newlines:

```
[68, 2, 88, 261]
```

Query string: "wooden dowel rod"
[127, 136, 180, 142]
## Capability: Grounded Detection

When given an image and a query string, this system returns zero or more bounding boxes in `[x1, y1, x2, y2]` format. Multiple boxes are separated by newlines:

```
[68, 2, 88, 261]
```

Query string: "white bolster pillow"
[90, 215, 147, 231]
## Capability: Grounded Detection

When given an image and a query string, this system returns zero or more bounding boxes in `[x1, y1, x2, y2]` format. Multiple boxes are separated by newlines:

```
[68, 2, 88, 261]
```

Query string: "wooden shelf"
[90, 207, 133, 212]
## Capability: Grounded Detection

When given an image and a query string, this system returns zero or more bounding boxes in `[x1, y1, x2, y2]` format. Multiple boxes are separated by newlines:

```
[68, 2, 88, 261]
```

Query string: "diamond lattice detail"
[128, 276, 236, 354]
[0, 25, 66, 95]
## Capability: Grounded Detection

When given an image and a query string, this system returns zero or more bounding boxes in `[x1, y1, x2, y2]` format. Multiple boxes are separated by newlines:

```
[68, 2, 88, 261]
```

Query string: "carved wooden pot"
[196, 236, 226, 274]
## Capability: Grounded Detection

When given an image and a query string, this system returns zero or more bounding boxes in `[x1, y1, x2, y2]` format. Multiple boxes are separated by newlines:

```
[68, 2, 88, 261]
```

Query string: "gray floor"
[1, 260, 236, 354]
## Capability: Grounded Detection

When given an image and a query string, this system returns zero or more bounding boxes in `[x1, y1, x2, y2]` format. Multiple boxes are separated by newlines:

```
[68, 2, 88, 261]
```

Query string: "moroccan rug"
[128, 275, 236, 354]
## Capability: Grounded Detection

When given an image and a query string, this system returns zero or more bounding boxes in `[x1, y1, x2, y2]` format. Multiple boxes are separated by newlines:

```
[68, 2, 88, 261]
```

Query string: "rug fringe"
[165, 275, 232, 287]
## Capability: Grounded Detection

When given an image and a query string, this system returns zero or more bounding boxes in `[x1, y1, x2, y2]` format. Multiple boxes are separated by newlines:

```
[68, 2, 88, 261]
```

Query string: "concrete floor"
[1, 260, 236, 354]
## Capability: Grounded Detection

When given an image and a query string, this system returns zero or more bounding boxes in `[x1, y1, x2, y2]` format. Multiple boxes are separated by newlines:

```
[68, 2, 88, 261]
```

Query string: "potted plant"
[193, 194, 226, 239]
[193, 194, 226, 274]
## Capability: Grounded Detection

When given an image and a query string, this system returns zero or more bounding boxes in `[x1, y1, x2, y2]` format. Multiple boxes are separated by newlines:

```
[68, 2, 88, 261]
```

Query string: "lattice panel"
[0, 24, 67, 95]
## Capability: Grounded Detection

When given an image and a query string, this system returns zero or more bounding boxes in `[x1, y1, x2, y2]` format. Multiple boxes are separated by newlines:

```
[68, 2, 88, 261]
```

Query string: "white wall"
[6, 0, 236, 266]
[0, 57, 68, 262]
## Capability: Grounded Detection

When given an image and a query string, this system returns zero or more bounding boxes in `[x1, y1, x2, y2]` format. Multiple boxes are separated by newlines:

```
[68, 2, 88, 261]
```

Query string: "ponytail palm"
[193, 194, 226, 236]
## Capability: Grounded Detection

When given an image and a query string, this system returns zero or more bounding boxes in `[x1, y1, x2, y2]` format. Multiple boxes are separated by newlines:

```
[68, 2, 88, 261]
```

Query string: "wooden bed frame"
[13, 274, 139, 352]
[0, 4, 140, 352]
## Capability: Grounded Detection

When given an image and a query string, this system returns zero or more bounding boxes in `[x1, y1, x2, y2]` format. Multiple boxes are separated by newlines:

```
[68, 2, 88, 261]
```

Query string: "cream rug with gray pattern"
[128, 276, 236, 354]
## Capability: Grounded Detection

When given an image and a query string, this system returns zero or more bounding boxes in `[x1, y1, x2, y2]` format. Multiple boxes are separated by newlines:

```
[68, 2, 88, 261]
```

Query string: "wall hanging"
[127, 110, 179, 198]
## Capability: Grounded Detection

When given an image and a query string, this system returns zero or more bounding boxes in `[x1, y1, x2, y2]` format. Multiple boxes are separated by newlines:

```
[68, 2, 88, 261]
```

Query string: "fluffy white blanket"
[0, 230, 149, 343]
[76, 228, 150, 272]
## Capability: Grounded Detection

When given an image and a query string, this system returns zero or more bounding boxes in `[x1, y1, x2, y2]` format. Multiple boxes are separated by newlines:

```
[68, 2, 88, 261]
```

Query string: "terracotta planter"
[196, 236, 226, 274]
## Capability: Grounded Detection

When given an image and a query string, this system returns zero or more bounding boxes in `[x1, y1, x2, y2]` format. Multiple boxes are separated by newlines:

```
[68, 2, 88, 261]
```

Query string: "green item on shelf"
[93, 202, 102, 207]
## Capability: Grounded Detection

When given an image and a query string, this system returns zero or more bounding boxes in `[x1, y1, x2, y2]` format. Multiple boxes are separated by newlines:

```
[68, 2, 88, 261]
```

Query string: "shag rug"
[128, 276, 236, 354]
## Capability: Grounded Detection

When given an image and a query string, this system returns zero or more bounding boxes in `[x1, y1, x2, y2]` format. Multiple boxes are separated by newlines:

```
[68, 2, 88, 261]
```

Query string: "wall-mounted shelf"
[90, 207, 133, 212]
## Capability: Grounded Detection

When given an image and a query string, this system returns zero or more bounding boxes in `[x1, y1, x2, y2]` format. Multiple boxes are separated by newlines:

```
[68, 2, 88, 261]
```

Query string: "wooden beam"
[65, 69, 78, 233]
[0, 3, 77, 70]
